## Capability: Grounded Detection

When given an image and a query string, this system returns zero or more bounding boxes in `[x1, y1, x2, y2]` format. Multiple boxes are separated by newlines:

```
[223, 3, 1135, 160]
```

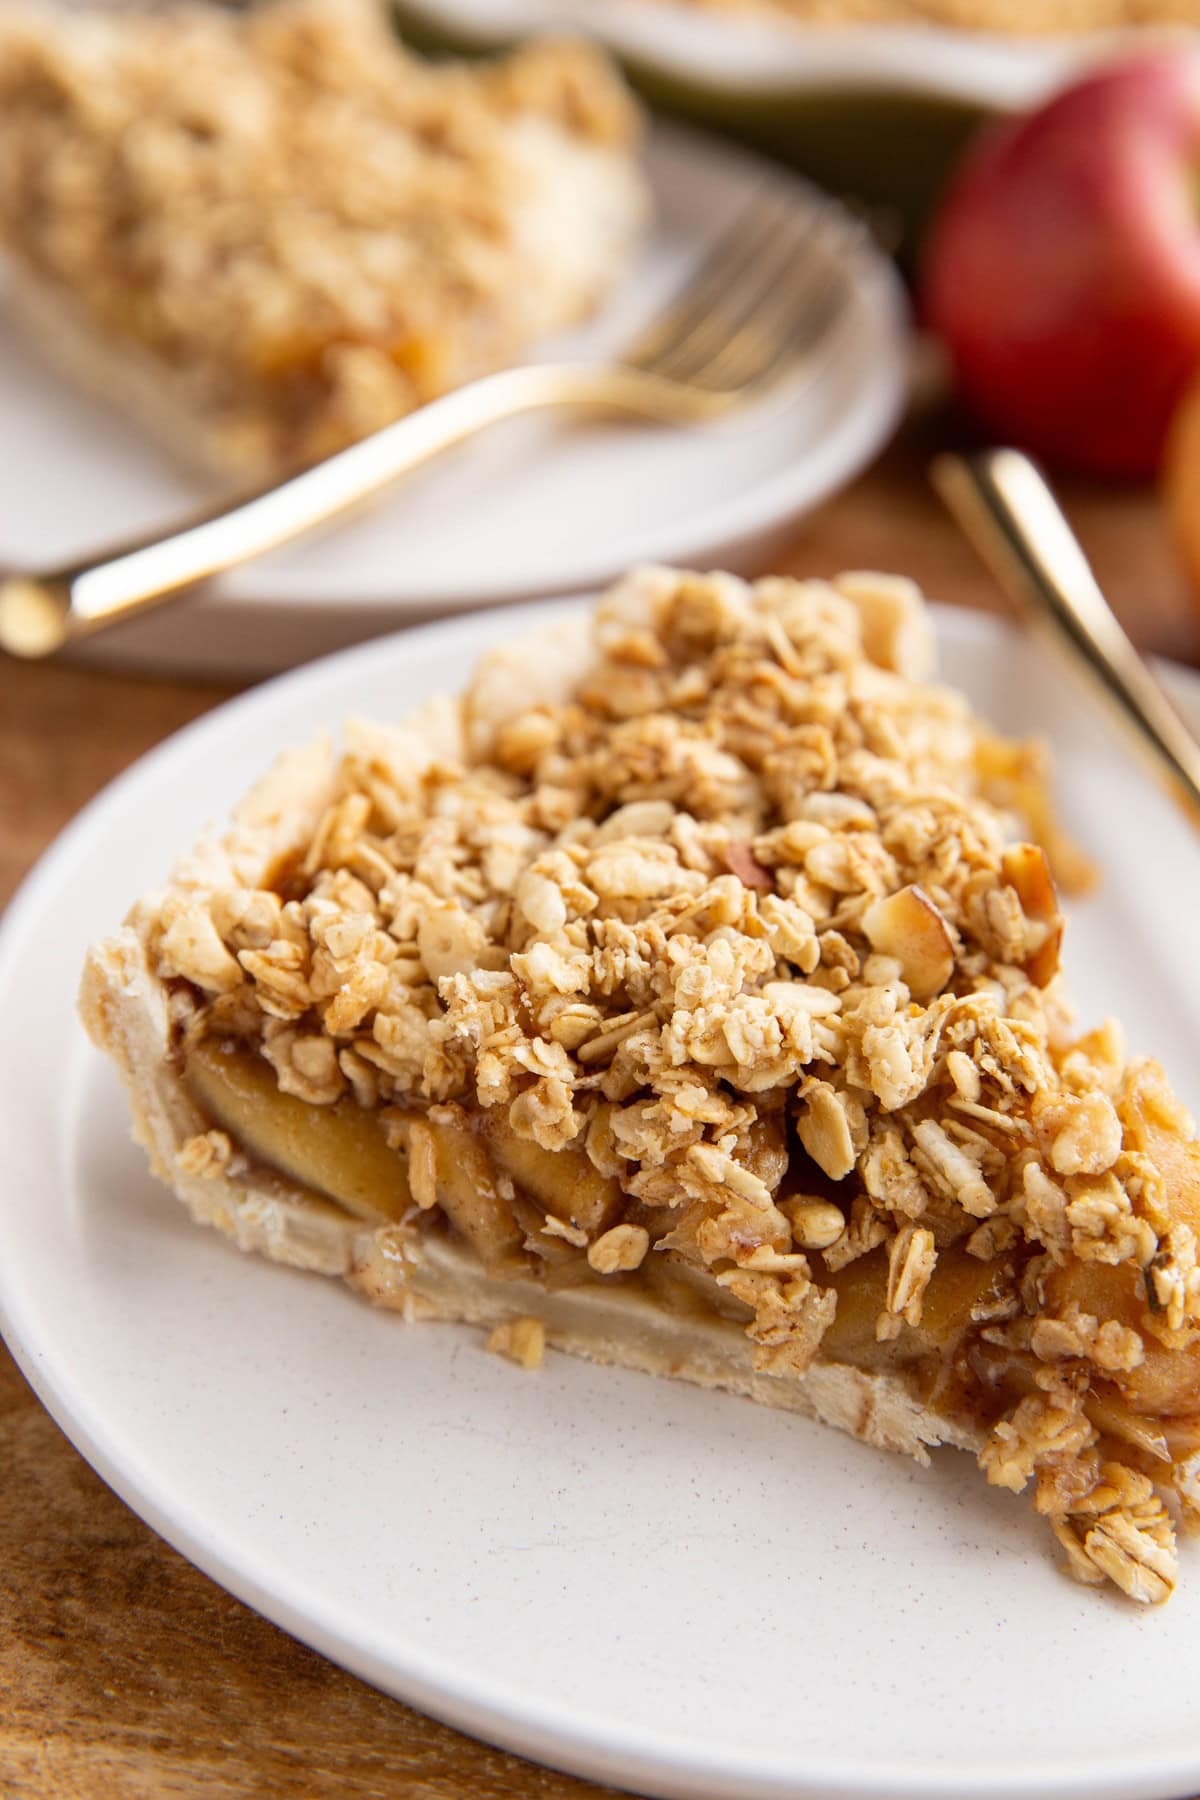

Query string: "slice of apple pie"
[0, 0, 647, 478]
[81, 566, 1200, 1604]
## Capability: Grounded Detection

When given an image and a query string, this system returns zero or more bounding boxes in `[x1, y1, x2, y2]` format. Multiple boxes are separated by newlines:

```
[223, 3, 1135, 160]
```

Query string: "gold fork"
[934, 447, 1200, 830]
[0, 185, 854, 659]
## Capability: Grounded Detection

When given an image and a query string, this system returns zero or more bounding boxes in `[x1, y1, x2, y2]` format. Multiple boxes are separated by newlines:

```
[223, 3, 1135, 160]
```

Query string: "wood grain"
[2, 423, 1198, 1800]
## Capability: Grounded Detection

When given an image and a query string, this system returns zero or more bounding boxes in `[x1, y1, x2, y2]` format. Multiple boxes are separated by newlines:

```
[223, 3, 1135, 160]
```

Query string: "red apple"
[921, 53, 1200, 480]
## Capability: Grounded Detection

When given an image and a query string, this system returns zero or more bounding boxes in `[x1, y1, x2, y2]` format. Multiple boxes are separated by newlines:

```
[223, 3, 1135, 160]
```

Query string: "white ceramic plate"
[0, 124, 905, 676]
[396, 0, 1189, 107]
[3, 599, 1200, 1800]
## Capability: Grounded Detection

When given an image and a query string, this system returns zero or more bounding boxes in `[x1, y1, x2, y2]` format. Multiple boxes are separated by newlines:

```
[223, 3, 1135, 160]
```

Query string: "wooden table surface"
[4, 416, 1200, 1800]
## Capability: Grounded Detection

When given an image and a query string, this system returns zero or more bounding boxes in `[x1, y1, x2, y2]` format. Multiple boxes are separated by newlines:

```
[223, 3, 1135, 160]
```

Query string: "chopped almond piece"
[861, 885, 956, 1001]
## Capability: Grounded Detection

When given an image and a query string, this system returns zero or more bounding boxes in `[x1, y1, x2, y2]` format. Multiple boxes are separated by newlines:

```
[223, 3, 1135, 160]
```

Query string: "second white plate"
[2, 600, 1200, 1800]
[0, 124, 905, 674]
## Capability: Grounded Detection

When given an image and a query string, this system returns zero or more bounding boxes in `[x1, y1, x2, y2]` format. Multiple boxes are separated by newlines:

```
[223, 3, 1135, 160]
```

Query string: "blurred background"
[3, 0, 1200, 676]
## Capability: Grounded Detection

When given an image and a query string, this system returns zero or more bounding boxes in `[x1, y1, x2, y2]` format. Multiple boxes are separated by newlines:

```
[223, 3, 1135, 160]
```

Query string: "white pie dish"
[393, 0, 1190, 107]
[3, 597, 1200, 1800]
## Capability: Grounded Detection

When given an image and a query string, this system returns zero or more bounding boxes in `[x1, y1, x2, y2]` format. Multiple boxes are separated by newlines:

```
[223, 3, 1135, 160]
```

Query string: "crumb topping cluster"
[0, 0, 642, 473]
[150, 565, 1200, 1603]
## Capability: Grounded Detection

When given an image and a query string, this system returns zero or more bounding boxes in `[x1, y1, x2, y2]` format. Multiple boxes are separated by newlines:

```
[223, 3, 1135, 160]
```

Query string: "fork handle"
[0, 361, 717, 659]
[933, 447, 1200, 829]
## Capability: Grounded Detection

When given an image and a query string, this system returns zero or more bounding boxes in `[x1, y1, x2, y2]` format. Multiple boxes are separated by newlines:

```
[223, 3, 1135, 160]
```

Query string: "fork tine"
[641, 234, 800, 385]
[697, 273, 843, 400]
[628, 187, 853, 404]
[622, 187, 793, 374]
[682, 218, 851, 397]
[643, 207, 827, 388]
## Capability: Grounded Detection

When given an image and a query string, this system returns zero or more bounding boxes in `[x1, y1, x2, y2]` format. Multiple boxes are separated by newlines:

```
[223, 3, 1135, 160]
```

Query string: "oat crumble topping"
[139, 566, 1200, 1603]
[176, 1129, 235, 1180]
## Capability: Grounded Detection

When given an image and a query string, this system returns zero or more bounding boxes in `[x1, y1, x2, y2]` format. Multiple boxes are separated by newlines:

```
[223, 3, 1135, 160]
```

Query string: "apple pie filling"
[137, 565, 1200, 1603]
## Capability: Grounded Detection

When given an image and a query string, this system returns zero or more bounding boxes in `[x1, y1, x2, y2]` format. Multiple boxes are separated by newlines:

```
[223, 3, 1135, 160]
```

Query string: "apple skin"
[920, 54, 1200, 480]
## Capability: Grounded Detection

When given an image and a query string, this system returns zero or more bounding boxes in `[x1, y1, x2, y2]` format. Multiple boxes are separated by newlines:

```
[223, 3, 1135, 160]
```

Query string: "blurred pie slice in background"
[0, 0, 650, 480]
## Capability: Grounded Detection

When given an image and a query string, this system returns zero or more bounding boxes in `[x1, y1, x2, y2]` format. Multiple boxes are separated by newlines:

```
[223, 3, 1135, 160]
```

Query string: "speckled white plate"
[0, 123, 905, 676]
[3, 600, 1200, 1800]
